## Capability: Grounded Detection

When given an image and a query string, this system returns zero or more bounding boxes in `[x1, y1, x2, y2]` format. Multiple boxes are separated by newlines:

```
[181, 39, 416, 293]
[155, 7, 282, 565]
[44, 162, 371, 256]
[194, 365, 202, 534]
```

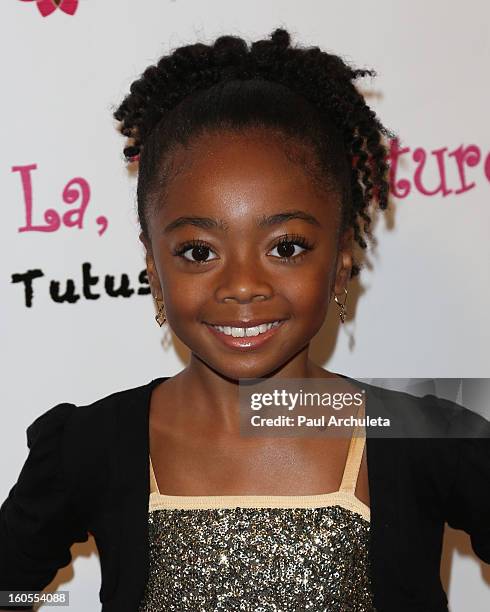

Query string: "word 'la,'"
[12, 164, 108, 236]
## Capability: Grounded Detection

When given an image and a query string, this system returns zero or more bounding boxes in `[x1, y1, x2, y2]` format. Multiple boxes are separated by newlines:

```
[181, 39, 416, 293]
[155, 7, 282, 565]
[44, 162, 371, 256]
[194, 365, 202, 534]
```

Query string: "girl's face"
[142, 128, 353, 379]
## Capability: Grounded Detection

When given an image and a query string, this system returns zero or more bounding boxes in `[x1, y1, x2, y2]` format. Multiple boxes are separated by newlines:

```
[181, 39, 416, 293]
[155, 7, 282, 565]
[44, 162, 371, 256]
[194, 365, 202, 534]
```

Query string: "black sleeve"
[445, 407, 490, 564]
[0, 403, 89, 609]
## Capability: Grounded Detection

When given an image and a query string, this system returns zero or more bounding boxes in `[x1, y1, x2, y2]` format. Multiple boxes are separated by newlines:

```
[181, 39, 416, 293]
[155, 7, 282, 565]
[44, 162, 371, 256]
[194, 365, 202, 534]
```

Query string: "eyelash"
[172, 233, 315, 266]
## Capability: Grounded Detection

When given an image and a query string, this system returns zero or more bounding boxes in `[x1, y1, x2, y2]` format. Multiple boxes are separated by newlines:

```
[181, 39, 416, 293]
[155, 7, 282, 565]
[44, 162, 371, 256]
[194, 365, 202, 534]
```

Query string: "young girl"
[1, 28, 489, 612]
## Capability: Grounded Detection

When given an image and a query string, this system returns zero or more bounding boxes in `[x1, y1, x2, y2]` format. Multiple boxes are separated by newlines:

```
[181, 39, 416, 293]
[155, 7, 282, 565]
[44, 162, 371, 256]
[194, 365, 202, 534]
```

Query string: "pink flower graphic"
[19, 0, 79, 17]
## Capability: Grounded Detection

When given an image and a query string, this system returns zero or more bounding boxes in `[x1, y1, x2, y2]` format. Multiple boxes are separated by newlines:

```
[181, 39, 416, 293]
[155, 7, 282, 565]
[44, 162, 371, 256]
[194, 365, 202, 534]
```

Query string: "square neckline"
[146, 375, 371, 519]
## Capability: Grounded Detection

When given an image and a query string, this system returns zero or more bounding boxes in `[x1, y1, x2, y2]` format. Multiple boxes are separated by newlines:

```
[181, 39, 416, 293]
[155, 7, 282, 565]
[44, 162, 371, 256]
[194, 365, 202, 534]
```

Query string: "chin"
[198, 354, 294, 383]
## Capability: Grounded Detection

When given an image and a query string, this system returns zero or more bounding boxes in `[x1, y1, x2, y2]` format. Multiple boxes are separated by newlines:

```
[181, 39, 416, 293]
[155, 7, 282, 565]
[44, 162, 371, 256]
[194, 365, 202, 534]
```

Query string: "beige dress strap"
[149, 455, 161, 495]
[338, 401, 366, 494]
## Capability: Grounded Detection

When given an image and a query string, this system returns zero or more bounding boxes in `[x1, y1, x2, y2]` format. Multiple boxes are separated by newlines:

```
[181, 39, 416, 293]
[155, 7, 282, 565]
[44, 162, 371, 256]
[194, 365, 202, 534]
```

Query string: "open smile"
[203, 320, 287, 350]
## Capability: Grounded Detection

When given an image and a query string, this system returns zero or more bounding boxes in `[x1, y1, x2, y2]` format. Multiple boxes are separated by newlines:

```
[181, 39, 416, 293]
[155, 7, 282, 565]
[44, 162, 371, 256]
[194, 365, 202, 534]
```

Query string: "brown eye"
[271, 241, 302, 258]
[268, 234, 314, 262]
[173, 240, 219, 265]
[183, 245, 214, 263]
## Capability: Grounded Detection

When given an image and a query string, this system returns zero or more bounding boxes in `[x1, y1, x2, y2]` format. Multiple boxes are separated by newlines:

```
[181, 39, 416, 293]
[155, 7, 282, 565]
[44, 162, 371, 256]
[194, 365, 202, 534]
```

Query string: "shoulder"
[28, 378, 158, 442]
[26, 378, 162, 517]
[358, 379, 489, 437]
[360, 380, 490, 504]
[68, 378, 158, 432]
[65, 377, 159, 459]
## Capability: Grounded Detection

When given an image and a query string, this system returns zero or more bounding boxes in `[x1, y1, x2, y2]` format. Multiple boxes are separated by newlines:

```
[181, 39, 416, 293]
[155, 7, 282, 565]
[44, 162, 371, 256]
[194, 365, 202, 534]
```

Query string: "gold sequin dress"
[138, 407, 375, 611]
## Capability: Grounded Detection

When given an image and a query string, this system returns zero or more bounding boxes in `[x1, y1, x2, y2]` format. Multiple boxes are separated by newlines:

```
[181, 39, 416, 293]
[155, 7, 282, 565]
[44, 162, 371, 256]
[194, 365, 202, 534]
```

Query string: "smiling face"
[141, 127, 353, 380]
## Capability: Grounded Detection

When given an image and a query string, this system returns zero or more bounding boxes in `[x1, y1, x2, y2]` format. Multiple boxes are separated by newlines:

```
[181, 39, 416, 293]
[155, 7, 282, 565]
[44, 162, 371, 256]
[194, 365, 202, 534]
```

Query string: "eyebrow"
[163, 210, 322, 234]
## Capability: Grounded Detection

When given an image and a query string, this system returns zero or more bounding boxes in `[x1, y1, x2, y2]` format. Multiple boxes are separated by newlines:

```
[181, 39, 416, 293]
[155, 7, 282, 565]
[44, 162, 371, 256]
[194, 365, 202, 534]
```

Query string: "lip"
[204, 319, 287, 351]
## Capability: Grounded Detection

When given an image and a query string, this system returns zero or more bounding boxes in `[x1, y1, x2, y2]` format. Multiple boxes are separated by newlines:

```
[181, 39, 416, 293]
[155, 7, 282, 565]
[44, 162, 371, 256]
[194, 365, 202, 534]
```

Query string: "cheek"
[281, 258, 333, 308]
[284, 249, 336, 298]
[160, 273, 204, 318]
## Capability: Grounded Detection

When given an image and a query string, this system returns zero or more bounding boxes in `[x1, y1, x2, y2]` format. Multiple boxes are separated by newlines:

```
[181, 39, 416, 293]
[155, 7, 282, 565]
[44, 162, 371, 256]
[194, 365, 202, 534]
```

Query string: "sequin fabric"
[138, 504, 375, 611]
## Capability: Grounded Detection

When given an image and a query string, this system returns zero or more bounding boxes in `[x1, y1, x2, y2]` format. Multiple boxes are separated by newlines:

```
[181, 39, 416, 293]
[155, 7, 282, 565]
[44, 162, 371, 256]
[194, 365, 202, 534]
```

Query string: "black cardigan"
[1, 376, 489, 611]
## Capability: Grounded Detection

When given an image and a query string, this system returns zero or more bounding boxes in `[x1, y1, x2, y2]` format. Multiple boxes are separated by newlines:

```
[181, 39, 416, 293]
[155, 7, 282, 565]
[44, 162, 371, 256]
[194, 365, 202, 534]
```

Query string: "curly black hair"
[114, 27, 395, 278]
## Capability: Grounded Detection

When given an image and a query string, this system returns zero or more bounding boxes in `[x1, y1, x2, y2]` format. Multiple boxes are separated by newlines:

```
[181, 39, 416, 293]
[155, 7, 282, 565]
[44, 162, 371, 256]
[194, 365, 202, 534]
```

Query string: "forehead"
[152, 128, 340, 226]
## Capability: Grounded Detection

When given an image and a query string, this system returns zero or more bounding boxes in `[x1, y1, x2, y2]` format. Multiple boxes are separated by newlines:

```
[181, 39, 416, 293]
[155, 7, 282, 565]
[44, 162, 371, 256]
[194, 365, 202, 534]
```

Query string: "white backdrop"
[1, 1, 489, 609]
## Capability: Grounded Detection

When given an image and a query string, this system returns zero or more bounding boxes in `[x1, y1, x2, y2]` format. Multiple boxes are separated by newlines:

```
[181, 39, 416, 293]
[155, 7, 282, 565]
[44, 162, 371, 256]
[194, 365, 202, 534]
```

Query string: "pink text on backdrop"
[389, 139, 490, 198]
[12, 164, 108, 236]
[11, 141, 490, 238]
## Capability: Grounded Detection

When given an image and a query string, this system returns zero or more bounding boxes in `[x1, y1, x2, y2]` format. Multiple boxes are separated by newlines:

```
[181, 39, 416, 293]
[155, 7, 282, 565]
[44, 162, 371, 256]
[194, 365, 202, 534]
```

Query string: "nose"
[215, 255, 274, 305]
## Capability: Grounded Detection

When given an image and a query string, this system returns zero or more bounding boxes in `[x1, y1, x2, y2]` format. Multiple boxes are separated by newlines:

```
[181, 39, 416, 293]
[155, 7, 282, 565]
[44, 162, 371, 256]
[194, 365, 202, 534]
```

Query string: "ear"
[332, 227, 354, 297]
[139, 232, 163, 299]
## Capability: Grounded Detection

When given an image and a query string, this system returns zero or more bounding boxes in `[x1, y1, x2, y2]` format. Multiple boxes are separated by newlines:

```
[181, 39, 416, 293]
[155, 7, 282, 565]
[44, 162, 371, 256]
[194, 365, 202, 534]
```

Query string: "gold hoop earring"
[154, 297, 167, 327]
[334, 288, 348, 324]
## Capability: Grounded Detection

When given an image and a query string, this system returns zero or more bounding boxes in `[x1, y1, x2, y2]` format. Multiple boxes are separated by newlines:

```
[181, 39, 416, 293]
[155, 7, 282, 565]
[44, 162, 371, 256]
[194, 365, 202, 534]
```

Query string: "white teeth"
[246, 326, 260, 337]
[211, 321, 282, 337]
